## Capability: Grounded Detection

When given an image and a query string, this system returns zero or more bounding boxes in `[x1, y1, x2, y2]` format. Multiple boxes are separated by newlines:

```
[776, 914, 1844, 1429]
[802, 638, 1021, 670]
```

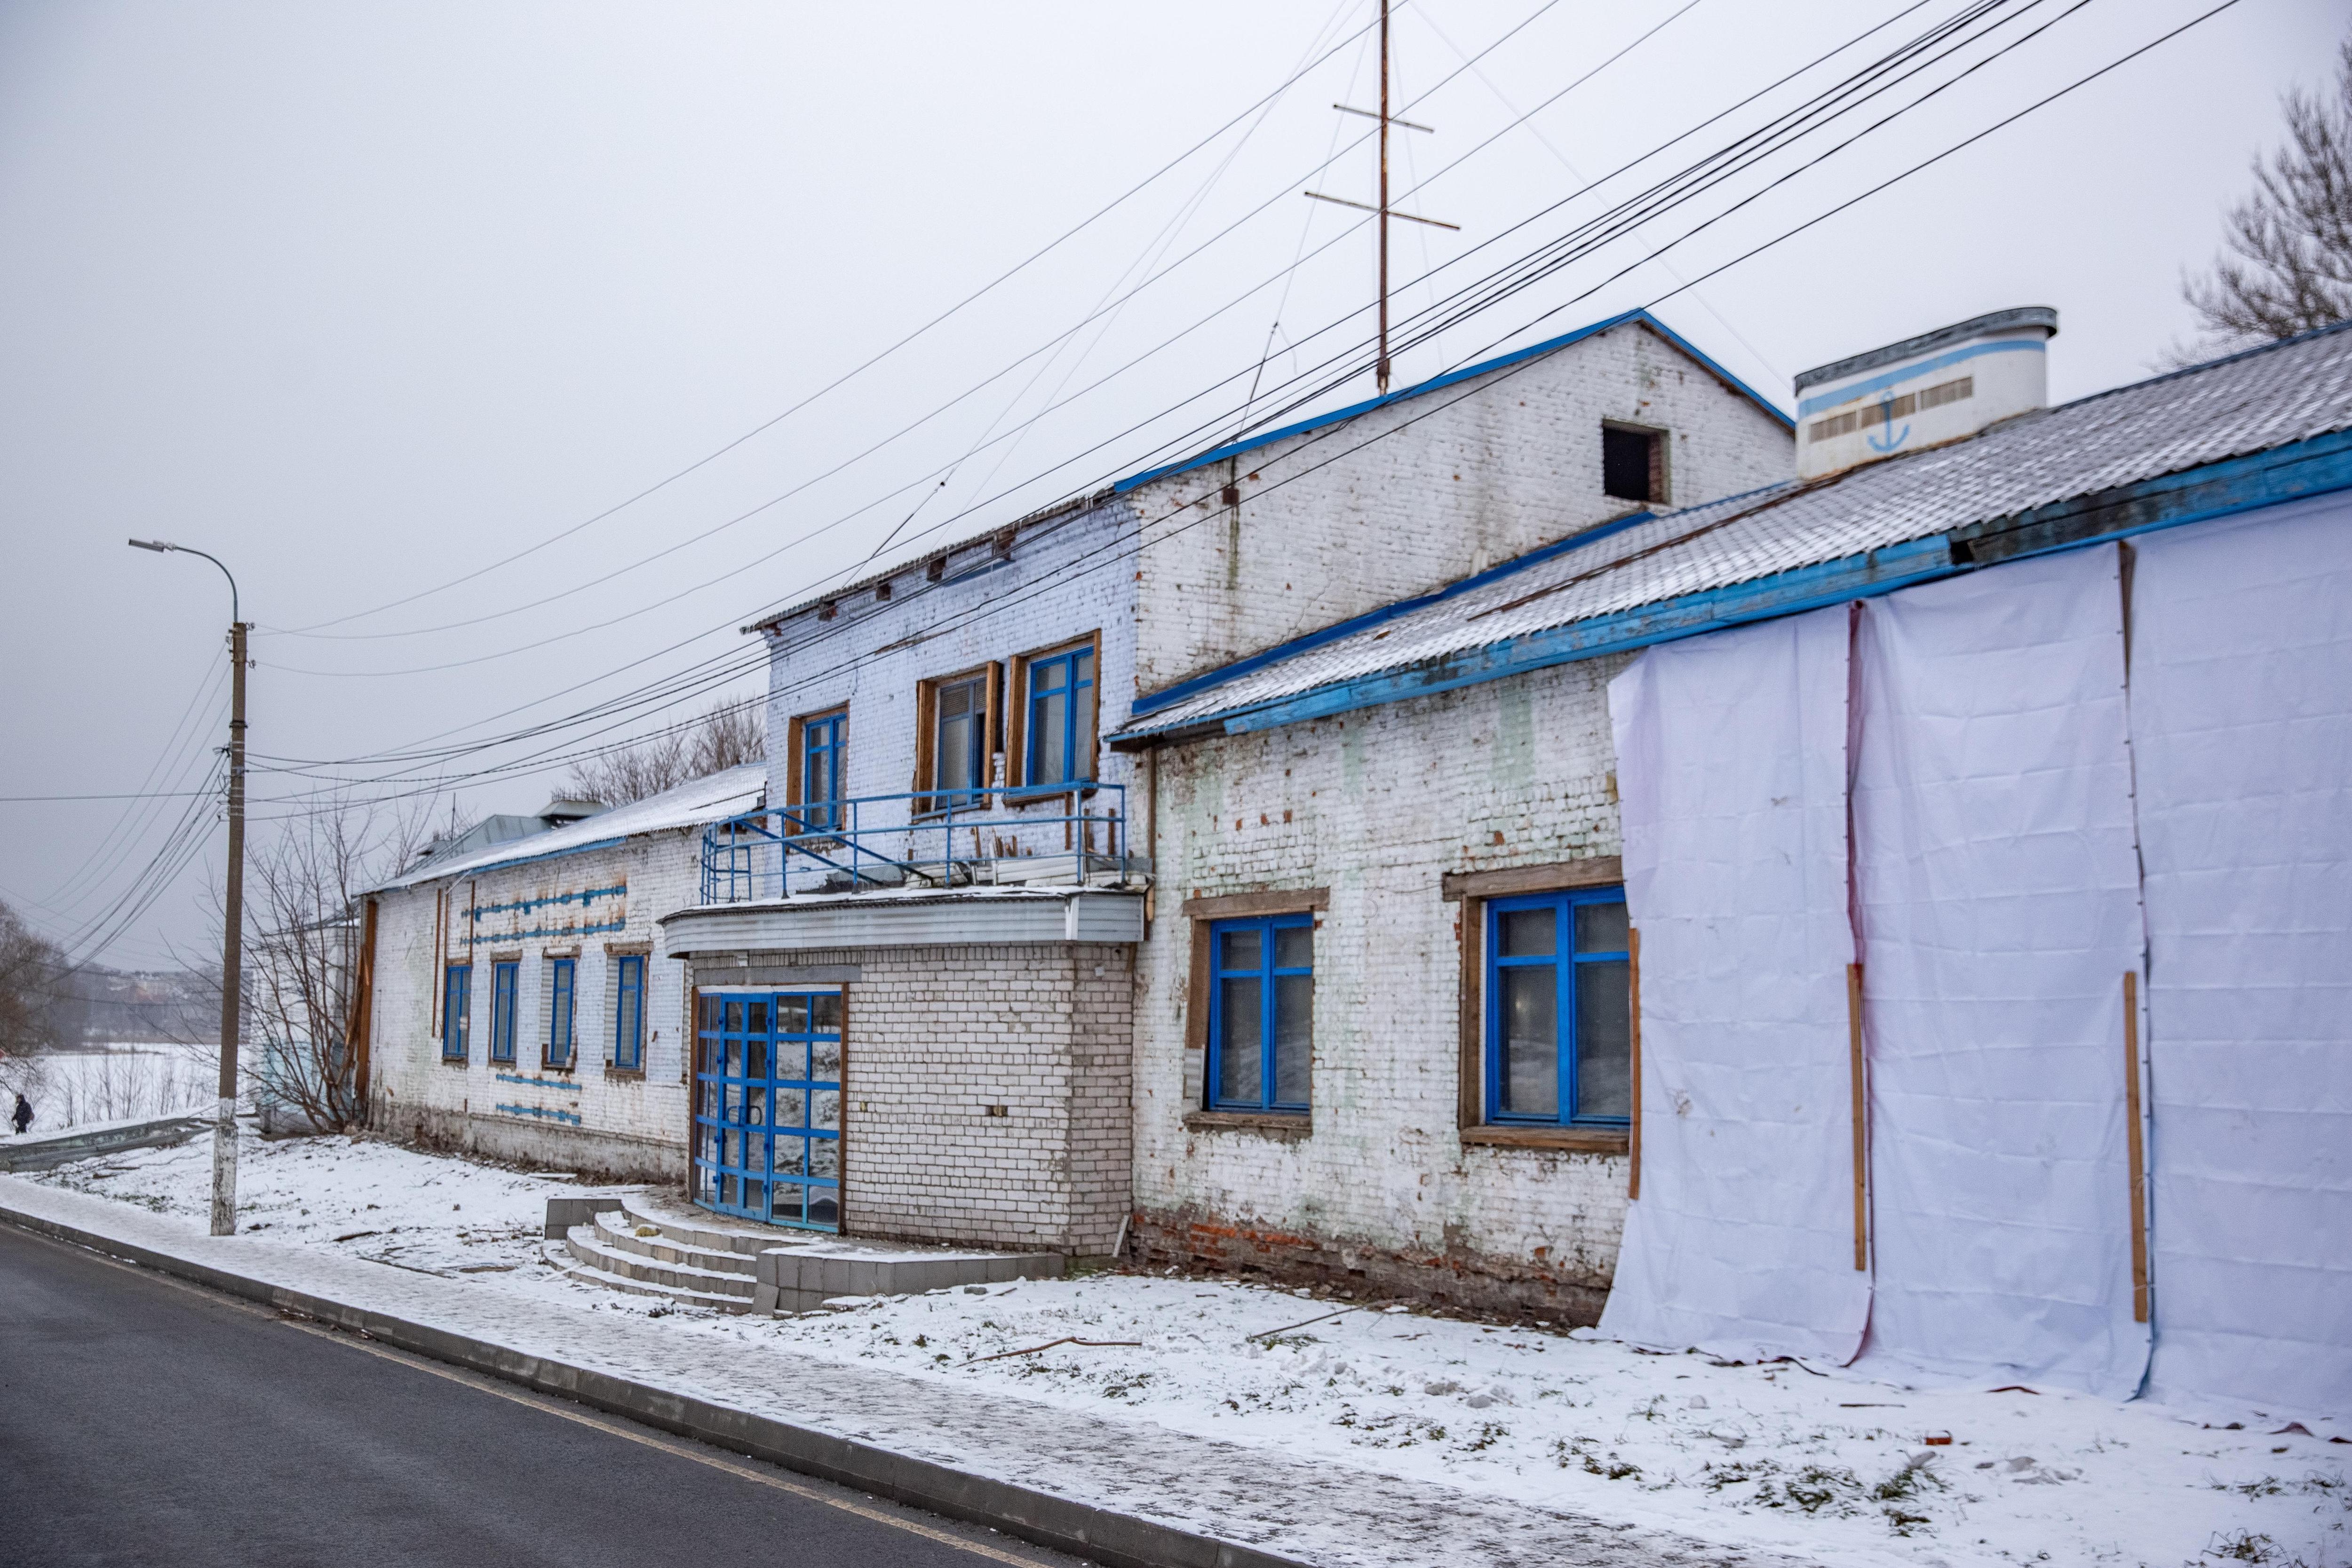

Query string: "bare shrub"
[232, 795, 436, 1134]
[565, 699, 764, 808]
[2181, 37, 2352, 356]
[0, 898, 66, 1071]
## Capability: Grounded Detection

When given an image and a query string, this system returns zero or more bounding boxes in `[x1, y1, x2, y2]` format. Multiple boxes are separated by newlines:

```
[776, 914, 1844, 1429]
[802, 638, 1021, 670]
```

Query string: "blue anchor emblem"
[1866, 394, 1911, 453]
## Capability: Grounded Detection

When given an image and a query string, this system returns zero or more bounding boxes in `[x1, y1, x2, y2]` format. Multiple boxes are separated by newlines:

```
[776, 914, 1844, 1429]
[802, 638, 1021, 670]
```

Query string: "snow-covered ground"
[27, 1133, 2349, 1568]
[0, 1042, 211, 1136]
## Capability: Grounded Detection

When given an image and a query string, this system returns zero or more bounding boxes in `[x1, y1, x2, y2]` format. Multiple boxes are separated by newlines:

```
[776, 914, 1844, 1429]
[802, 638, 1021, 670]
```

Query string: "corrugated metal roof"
[1119, 321, 2352, 740]
[373, 762, 766, 891]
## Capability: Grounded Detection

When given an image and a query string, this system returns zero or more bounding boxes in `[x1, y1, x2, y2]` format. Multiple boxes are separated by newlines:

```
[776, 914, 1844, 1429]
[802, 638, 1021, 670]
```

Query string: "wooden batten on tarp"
[1847, 961, 1867, 1271]
[2124, 969, 2150, 1323]
[1627, 927, 1643, 1200]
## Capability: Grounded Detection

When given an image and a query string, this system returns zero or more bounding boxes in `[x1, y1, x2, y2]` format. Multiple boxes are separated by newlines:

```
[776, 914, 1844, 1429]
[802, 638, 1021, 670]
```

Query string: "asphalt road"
[0, 1223, 1075, 1568]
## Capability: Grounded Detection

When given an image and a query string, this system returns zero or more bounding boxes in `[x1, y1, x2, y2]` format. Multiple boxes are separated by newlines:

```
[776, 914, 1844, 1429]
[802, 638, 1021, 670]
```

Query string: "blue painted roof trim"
[1129, 505, 1676, 718]
[1117, 426, 2352, 744]
[1110, 309, 1793, 498]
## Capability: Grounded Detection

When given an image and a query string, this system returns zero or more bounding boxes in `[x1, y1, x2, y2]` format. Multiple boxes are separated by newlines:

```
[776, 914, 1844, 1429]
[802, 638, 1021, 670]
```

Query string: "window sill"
[1184, 1109, 1311, 1139]
[539, 1063, 578, 1076]
[604, 1065, 645, 1082]
[439, 1055, 469, 1068]
[1459, 1124, 1629, 1154]
[1003, 784, 1097, 806]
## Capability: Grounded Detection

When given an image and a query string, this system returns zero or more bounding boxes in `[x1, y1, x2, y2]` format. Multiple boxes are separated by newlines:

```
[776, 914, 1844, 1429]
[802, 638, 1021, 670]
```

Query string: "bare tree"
[565, 699, 765, 808]
[235, 794, 436, 1134]
[0, 898, 66, 1067]
[2183, 37, 2352, 352]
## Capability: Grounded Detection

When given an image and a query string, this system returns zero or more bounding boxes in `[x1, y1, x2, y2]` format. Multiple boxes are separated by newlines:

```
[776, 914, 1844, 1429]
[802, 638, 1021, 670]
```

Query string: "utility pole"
[1378, 0, 1391, 393]
[1305, 0, 1457, 396]
[218, 617, 246, 1236]
[130, 539, 246, 1237]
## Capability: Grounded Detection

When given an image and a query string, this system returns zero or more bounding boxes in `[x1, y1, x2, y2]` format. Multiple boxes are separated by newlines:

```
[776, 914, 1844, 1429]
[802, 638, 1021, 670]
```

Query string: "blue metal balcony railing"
[699, 785, 1132, 905]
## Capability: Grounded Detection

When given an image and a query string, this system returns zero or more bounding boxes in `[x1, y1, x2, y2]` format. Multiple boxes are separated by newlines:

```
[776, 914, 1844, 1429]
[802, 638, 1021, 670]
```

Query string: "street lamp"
[130, 538, 246, 1238]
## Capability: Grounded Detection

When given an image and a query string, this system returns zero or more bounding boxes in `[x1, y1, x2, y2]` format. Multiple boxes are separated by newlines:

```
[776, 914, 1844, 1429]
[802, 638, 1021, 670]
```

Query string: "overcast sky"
[2, 0, 2342, 968]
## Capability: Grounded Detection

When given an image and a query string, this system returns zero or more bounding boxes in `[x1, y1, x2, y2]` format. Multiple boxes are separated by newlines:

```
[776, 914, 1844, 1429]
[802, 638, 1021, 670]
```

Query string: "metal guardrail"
[700, 786, 1130, 904]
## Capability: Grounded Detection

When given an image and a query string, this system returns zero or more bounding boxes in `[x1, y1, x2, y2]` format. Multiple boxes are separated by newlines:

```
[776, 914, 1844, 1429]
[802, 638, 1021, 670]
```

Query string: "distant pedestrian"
[11, 1093, 30, 1135]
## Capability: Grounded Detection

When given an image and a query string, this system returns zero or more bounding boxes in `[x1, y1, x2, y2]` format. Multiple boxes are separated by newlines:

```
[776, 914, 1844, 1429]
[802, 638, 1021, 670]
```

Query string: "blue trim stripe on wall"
[1796, 338, 2046, 418]
[469, 884, 626, 922]
[465, 918, 629, 948]
[495, 1103, 583, 1126]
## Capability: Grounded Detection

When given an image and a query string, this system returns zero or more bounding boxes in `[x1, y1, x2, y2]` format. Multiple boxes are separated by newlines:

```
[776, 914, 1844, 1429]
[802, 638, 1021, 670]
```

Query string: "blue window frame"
[796, 710, 846, 832]
[545, 957, 575, 1068]
[1485, 887, 1632, 1126]
[693, 991, 841, 1231]
[441, 964, 471, 1061]
[1023, 642, 1096, 788]
[490, 960, 519, 1065]
[1206, 914, 1313, 1113]
[612, 955, 645, 1071]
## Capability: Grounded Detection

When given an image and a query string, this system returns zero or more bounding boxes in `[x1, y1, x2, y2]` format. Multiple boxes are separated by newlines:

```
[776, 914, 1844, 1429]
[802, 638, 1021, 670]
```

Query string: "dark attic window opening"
[1602, 424, 1665, 504]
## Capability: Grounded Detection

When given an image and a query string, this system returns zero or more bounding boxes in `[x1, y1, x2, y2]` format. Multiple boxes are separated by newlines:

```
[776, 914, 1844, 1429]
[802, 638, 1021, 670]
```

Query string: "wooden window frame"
[1005, 631, 1102, 800]
[783, 704, 849, 836]
[1446, 857, 1631, 1154]
[912, 663, 999, 818]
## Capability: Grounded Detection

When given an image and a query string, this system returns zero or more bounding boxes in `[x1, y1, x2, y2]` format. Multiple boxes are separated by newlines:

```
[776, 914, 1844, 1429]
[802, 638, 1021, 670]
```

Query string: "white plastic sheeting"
[1599, 606, 1869, 1362]
[2129, 496, 2352, 1420]
[1850, 546, 2150, 1400]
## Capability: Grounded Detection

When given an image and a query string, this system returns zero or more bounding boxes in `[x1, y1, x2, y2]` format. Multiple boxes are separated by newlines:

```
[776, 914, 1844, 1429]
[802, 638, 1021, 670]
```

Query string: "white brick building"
[1116, 308, 2352, 1421]
[362, 766, 763, 1181]
[654, 310, 1792, 1262]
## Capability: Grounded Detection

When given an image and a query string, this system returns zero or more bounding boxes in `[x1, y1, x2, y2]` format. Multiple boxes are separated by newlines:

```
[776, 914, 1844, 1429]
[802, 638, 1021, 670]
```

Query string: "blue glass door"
[693, 990, 842, 1230]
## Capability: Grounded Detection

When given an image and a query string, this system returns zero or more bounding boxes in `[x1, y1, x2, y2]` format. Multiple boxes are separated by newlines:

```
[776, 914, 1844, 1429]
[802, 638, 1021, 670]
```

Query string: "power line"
[236, 0, 2193, 833]
[250, 0, 1976, 691]
[268, 5, 1401, 639]
[260, 0, 1576, 651]
[241, 0, 2064, 797]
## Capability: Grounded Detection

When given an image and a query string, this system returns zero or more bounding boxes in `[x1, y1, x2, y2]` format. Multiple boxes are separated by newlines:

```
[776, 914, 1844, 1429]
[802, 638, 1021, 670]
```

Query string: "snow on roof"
[1119, 320, 2352, 740]
[373, 762, 766, 892]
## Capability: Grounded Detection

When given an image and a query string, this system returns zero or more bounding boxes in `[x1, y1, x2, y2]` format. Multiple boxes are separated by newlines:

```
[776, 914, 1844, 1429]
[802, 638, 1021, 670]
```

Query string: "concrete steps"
[540, 1238, 752, 1314]
[558, 1217, 759, 1311]
[588, 1209, 764, 1277]
[540, 1190, 1066, 1315]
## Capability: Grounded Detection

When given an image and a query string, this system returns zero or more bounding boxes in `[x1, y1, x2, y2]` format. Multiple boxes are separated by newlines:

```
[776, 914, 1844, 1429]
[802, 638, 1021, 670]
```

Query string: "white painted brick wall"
[369, 828, 703, 1180]
[1132, 654, 1636, 1301]
[1128, 322, 1792, 692]
[761, 504, 1144, 846]
[687, 942, 1133, 1256]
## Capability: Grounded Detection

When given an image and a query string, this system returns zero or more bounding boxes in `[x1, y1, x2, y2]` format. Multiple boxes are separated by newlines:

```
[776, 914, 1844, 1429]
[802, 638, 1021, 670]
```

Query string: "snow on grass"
[32, 1133, 2351, 1568]
[0, 1043, 210, 1135]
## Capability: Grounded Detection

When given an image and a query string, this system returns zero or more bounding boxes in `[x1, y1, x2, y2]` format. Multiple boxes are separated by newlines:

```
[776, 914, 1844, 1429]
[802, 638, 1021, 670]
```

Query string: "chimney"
[1794, 306, 2057, 480]
[536, 797, 608, 829]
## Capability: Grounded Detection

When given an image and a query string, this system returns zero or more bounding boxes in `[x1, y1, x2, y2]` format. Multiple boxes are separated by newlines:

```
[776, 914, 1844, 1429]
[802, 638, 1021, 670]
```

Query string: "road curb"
[0, 1201, 1310, 1568]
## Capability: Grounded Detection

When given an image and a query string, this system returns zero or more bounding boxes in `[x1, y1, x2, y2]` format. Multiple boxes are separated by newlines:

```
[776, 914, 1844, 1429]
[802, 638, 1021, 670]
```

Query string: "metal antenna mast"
[1305, 0, 1458, 395]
